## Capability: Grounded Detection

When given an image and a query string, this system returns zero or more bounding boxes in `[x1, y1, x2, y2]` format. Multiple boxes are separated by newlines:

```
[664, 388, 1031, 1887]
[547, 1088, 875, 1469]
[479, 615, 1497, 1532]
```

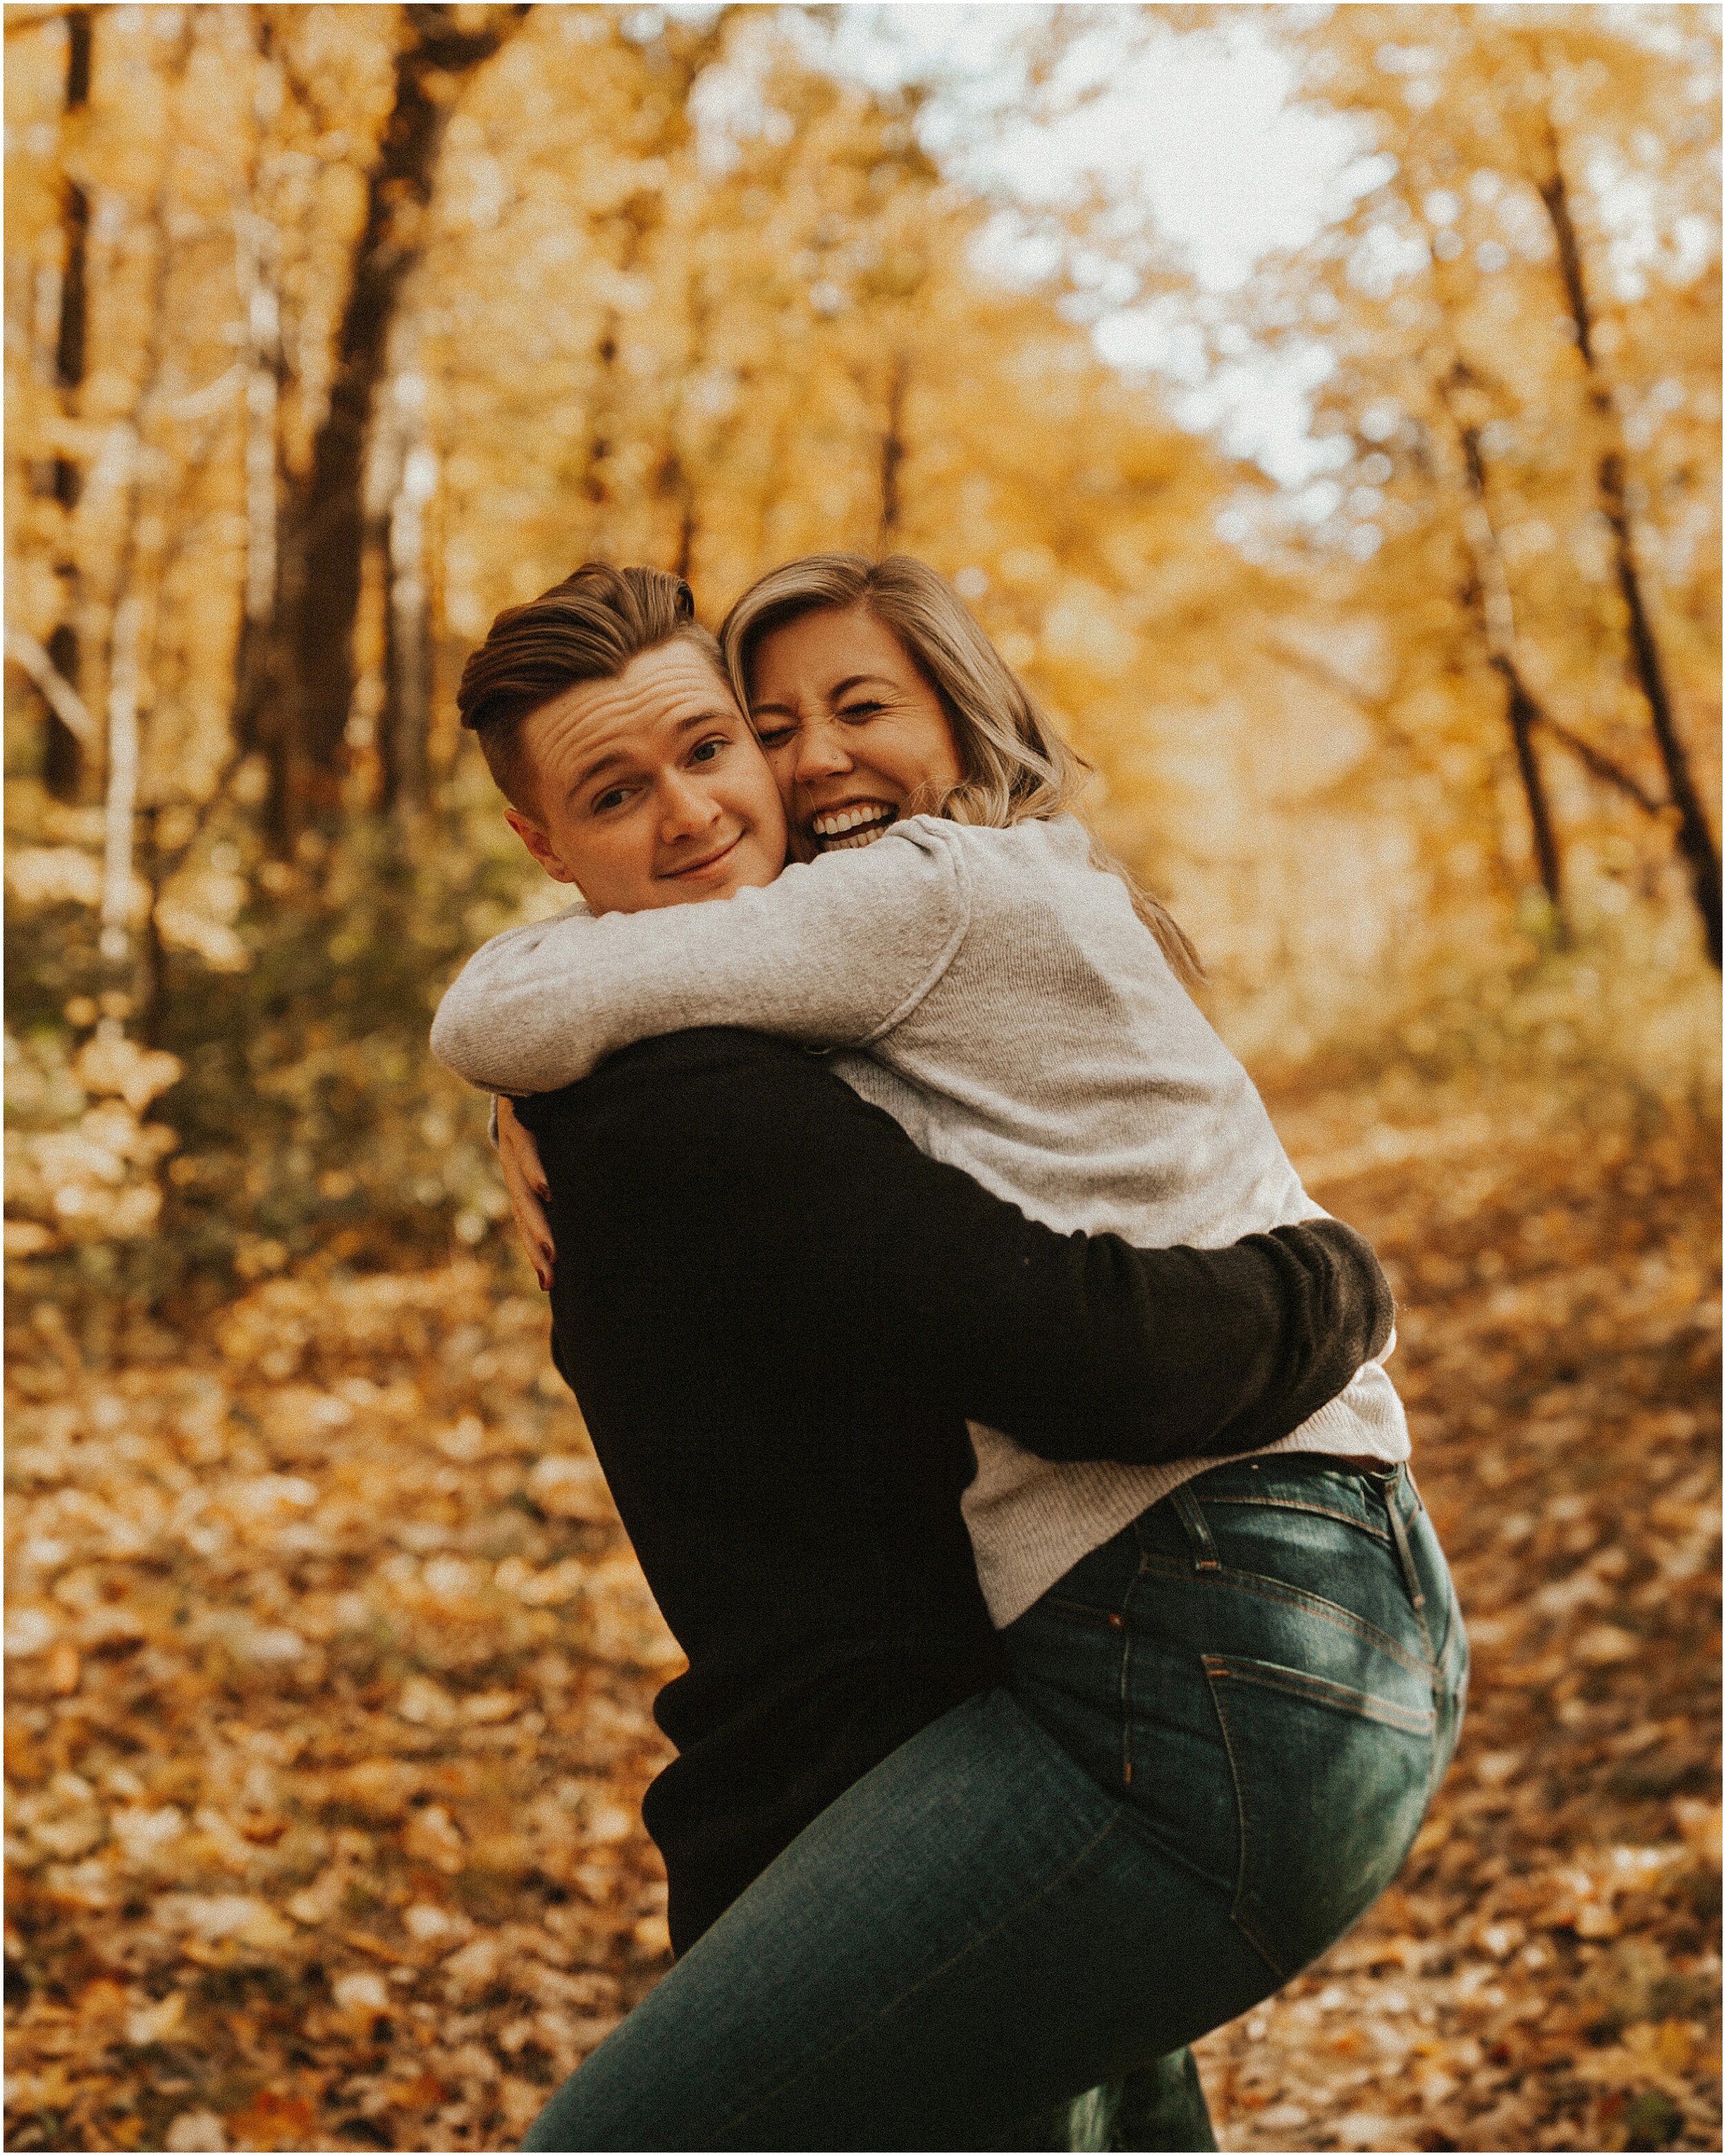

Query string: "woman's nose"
[794, 717, 853, 784]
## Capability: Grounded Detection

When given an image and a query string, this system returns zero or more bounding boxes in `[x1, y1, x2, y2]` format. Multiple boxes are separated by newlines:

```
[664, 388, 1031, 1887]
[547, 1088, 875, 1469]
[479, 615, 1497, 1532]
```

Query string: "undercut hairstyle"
[457, 563, 727, 817]
[719, 552, 1202, 982]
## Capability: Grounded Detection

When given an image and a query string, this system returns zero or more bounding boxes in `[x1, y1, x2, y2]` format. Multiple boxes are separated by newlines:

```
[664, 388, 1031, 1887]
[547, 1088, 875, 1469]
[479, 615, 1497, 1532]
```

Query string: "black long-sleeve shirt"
[517, 1028, 1392, 1950]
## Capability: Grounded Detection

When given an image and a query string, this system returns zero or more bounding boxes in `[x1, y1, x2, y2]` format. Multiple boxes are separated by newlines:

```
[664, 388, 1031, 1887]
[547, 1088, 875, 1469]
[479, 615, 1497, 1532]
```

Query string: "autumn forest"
[4, 6, 1720, 2151]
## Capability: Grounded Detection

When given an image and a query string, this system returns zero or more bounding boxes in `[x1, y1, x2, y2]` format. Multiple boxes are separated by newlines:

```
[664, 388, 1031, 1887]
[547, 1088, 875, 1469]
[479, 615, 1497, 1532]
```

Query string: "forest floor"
[4, 1067, 1720, 2155]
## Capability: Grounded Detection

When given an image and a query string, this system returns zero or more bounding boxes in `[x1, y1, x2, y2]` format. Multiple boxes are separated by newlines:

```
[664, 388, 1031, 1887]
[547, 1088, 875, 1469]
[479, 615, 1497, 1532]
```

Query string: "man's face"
[505, 641, 789, 915]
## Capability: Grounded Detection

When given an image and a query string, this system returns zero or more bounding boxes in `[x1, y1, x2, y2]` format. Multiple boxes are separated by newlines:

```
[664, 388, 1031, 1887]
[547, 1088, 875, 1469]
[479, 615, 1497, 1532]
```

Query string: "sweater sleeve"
[517, 1031, 1395, 1470]
[429, 820, 967, 1096]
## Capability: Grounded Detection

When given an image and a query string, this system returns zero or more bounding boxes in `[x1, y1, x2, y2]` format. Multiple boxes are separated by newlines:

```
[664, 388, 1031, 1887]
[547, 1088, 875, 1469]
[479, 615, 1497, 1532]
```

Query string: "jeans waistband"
[1186, 1453, 1423, 1536]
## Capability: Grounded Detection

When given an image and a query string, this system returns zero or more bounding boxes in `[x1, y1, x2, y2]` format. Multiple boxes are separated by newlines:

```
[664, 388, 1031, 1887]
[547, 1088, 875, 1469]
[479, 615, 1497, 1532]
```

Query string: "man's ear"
[504, 807, 581, 885]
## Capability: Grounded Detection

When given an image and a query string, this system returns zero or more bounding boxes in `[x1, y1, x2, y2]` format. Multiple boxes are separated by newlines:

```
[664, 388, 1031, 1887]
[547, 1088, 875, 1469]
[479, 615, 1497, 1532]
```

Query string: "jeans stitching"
[1384, 1494, 1437, 1662]
[1417, 1520, 1466, 1687]
[1133, 1551, 1439, 1682]
[1202, 1652, 1437, 1737]
[712, 1806, 1134, 2140]
[1118, 1565, 1147, 1791]
[1202, 1666, 1287, 1983]
[1198, 1493, 1393, 1543]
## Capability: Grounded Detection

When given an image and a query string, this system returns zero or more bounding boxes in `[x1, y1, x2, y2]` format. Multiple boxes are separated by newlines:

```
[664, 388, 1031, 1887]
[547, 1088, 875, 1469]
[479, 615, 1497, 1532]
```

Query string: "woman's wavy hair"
[457, 563, 726, 815]
[719, 553, 1202, 982]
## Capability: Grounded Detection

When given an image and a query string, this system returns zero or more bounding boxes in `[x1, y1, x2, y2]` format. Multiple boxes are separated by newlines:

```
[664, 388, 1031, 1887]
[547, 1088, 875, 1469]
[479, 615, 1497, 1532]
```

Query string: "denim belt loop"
[1170, 1486, 1220, 1571]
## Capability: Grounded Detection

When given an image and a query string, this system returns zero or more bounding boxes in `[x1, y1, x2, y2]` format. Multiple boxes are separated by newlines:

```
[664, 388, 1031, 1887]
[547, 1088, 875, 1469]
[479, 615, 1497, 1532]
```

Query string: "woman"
[437, 561, 1466, 2148]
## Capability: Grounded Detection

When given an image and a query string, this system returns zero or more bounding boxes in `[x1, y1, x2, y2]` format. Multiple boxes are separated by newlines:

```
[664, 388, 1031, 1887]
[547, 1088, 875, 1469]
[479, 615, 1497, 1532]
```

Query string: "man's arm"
[517, 1030, 1393, 1469]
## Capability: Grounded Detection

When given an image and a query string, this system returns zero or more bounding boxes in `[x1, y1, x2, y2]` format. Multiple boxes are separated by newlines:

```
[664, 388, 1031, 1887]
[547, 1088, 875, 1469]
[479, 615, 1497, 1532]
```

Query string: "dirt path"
[5, 1080, 1718, 2152]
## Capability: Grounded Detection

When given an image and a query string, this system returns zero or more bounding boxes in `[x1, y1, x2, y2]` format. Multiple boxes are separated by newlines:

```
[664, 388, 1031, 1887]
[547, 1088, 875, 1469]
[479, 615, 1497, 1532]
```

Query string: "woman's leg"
[523, 1459, 1463, 2153]
[980, 1457, 1462, 2156]
[524, 1687, 1272, 2152]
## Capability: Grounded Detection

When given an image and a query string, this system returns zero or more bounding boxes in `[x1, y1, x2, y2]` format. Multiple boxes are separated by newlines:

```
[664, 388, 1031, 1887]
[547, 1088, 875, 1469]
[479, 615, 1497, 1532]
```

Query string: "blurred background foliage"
[4, 2, 1719, 1328]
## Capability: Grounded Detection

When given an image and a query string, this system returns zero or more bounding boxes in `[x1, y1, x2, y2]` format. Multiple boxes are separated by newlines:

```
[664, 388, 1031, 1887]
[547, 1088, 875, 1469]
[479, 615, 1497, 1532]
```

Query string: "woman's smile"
[809, 800, 900, 851]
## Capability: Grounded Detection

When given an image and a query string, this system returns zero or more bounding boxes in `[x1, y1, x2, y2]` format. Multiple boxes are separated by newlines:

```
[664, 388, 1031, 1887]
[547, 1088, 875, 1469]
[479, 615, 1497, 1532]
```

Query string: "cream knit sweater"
[432, 814, 1407, 1625]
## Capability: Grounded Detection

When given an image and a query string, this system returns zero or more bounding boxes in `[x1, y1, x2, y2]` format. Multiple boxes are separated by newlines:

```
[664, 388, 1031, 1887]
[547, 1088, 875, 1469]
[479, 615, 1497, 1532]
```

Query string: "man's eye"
[593, 788, 631, 813]
[689, 737, 725, 765]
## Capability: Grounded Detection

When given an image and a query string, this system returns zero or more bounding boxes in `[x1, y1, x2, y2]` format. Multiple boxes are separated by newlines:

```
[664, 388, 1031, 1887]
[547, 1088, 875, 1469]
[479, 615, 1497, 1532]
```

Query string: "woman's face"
[748, 606, 965, 857]
[504, 640, 788, 915]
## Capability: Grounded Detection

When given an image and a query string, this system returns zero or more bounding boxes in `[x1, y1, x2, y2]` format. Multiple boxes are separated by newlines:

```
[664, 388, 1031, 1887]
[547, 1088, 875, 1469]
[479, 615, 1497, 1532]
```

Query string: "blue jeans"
[524, 1459, 1466, 2151]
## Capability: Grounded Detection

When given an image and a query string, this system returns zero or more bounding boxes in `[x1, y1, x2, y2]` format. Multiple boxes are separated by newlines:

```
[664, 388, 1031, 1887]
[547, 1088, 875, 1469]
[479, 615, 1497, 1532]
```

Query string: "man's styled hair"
[719, 552, 1202, 982]
[457, 563, 727, 815]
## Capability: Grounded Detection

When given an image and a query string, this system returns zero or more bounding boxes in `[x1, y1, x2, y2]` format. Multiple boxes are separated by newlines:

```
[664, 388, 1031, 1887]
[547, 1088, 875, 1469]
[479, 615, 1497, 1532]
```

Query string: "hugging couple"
[429, 554, 1467, 2151]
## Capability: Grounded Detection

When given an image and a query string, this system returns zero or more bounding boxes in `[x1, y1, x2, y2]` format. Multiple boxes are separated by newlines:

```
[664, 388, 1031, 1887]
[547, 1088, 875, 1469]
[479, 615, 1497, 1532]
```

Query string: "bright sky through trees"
[783, 3, 1384, 480]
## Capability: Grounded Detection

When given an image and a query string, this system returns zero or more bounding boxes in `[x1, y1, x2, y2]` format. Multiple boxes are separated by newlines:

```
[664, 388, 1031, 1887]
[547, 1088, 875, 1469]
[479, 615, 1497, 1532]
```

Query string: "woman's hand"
[497, 1096, 556, 1290]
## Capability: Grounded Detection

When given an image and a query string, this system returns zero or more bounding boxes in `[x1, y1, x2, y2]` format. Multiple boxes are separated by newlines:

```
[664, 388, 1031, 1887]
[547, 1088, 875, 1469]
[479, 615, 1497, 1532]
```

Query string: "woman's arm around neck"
[431, 819, 968, 1096]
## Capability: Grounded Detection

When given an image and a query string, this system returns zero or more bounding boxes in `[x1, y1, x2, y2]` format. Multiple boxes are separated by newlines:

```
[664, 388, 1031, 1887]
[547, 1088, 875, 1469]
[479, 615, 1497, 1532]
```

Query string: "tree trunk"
[584, 316, 621, 514]
[99, 595, 144, 967]
[674, 476, 697, 582]
[654, 446, 697, 580]
[240, 4, 527, 839]
[1446, 396, 1568, 935]
[877, 353, 906, 550]
[92, 17, 191, 996]
[583, 195, 660, 522]
[1596, 451, 1723, 968]
[657, 271, 713, 585]
[1535, 121, 1721, 968]
[45, 4, 92, 798]
[231, 196, 287, 820]
[227, 16, 293, 834]
[382, 429, 436, 817]
[1493, 654, 1564, 925]
[43, 623, 85, 797]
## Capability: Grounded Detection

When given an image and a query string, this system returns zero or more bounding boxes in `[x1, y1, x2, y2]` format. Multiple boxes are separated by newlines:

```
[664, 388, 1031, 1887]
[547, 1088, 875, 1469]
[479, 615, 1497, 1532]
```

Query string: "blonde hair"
[719, 553, 1202, 982]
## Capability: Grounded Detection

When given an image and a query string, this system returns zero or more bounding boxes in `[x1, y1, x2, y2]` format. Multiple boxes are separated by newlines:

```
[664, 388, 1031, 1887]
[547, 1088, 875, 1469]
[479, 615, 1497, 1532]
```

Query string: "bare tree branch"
[5, 627, 100, 747]
[1533, 712, 1666, 817]
[3, 6, 71, 37]
[1257, 637, 1388, 722]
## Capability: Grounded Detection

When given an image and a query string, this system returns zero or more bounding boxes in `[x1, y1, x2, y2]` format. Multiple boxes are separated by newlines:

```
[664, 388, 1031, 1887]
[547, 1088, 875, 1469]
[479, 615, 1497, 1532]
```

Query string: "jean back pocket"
[1203, 1649, 1438, 1981]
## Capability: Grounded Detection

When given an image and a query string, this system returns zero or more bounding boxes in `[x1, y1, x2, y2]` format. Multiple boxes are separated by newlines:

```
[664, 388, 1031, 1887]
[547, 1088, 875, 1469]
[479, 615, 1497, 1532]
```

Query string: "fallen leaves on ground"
[5, 1074, 1718, 2152]
[6, 1272, 681, 2153]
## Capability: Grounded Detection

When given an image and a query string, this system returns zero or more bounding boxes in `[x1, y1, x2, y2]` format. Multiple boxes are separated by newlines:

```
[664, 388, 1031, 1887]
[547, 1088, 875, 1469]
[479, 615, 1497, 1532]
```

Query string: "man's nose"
[794, 717, 853, 785]
[659, 770, 721, 838]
